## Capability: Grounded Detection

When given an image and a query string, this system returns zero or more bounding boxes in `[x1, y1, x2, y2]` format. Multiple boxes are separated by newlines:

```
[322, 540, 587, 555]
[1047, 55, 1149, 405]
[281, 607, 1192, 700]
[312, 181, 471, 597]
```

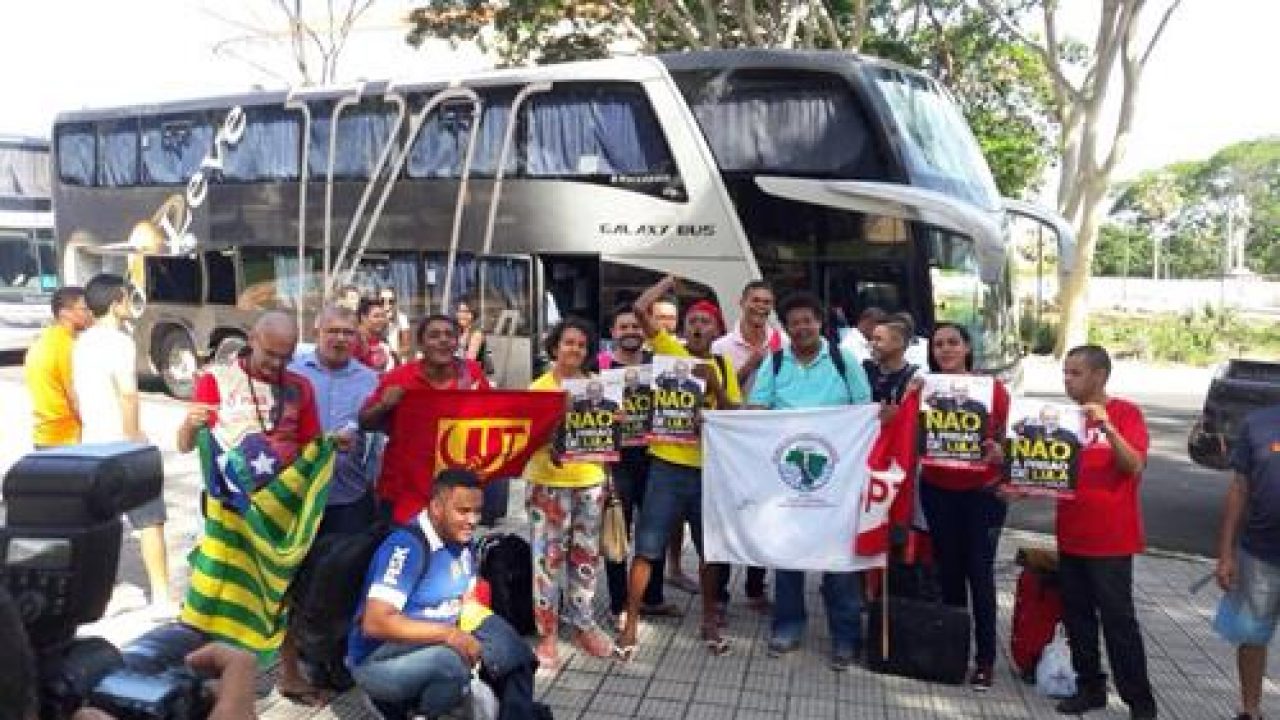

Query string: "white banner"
[702, 406, 885, 572]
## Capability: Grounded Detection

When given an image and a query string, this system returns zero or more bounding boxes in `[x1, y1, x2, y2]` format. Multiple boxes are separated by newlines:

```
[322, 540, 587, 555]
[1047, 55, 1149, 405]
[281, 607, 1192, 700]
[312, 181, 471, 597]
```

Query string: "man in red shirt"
[354, 296, 396, 372]
[1054, 345, 1156, 720]
[359, 314, 490, 521]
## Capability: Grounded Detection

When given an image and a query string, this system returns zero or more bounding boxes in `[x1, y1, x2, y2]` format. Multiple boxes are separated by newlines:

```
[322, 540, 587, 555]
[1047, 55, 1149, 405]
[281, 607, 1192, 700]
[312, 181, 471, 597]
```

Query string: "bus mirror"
[1002, 198, 1076, 279]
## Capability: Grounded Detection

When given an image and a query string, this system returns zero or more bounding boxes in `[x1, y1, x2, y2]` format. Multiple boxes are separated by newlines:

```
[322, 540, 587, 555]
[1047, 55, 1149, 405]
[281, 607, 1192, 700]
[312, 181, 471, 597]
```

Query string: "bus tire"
[157, 328, 199, 400]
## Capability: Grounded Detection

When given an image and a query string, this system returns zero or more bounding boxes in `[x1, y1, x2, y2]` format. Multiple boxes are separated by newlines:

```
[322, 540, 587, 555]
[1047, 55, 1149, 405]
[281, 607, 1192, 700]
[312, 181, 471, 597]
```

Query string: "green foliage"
[1087, 308, 1280, 365]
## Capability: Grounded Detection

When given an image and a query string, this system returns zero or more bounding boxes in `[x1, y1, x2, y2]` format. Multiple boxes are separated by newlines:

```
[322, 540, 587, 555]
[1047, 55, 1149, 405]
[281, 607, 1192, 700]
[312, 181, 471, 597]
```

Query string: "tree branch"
[1140, 0, 1181, 66]
[699, 0, 721, 48]
[654, 0, 706, 50]
[975, 0, 1082, 105]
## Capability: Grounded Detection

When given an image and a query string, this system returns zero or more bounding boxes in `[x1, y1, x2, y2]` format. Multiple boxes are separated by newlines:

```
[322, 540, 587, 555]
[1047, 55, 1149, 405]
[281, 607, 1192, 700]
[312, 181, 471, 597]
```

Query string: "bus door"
[424, 251, 536, 388]
[535, 254, 601, 374]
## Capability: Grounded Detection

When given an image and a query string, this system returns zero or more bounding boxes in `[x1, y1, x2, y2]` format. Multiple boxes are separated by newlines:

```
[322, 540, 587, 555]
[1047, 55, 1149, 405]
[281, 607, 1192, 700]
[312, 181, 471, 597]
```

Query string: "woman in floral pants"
[524, 318, 616, 669]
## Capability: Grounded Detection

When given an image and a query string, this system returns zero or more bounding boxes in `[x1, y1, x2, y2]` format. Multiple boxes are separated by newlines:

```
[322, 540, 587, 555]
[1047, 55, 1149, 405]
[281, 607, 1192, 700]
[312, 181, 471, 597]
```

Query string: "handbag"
[600, 480, 629, 563]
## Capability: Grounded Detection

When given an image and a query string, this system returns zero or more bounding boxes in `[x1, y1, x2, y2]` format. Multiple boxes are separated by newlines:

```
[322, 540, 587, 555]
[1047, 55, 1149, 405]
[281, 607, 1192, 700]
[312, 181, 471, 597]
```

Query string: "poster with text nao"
[1005, 398, 1084, 498]
[602, 365, 652, 446]
[920, 373, 994, 469]
[648, 355, 704, 445]
[560, 376, 623, 462]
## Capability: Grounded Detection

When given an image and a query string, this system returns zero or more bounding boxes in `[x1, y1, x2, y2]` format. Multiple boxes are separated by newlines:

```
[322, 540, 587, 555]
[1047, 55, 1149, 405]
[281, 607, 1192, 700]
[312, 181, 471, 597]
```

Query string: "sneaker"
[1056, 690, 1107, 715]
[969, 665, 993, 692]
[766, 637, 800, 658]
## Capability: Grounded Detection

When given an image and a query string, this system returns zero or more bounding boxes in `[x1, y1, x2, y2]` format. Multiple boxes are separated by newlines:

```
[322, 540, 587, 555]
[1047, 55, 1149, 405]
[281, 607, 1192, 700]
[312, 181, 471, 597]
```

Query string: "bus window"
[675, 68, 888, 177]
[0, 144, 51, 199]
[97, 120, 138, 187]
[309, 101, 395, 180]
[523, 85, 677, 180]
[424, 253, 532, 337]
[205, 250, 237, 304]
[927, 229, 1017, 369]
[146, 256, 202, 304]
[240, 248, 321, 311]
[0, 232, 45, 295]
[406, 92, 514, 178]
[56, 124, 96, 187]
[599, 262, 717, 337]
[141, 114, 213, 185]
[224, 106, 301, 182]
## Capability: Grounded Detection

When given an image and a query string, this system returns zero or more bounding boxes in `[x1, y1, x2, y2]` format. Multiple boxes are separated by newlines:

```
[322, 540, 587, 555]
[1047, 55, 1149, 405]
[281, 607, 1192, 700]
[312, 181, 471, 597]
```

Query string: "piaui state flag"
[383, 389, 565, 522]
[181, 428, 335, 660]
[703, 405, 884, 572]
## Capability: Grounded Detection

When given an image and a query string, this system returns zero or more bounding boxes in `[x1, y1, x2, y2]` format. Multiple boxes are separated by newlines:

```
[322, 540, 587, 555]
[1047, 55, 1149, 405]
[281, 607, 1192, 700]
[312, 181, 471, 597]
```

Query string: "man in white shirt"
[73, 273, 174, 617]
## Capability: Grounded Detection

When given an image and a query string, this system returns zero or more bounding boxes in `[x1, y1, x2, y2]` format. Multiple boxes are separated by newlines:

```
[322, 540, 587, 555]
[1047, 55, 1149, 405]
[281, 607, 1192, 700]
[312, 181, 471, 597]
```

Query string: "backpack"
[291, 519, 429, 690]
[476, 533, 535, 636]
[1010, 565, 1064, 680]
[863, 359, 919, 404]
[770, 346, 858, 401]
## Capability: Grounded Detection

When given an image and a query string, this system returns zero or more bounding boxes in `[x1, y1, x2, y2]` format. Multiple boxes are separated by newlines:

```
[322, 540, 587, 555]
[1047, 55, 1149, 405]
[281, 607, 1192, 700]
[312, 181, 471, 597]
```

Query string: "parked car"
[1188, 359, 1280, 469]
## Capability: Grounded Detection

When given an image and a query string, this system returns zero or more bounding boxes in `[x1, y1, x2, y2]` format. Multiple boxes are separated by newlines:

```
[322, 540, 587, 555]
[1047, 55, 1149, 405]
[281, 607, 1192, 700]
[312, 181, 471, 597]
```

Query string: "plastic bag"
[1036, 623, 1077, 698]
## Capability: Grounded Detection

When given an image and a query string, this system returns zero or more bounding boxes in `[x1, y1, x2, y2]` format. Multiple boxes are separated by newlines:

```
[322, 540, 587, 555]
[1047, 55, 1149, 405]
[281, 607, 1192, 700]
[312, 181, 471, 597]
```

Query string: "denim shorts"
[633, 458, 703, 561]
[1214, 547, 1280, 646]
[125, 495, 167, 530]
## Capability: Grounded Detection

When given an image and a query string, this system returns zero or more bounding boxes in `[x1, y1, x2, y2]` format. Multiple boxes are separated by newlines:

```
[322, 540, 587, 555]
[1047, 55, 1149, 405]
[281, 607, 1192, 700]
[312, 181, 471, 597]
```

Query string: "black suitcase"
[866, 594, 971, 684]
[477, 533, 535, 636]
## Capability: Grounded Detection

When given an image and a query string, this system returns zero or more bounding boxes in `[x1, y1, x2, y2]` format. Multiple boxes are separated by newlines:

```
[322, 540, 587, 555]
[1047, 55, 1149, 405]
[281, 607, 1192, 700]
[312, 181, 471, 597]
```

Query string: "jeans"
[352, 643, 471, 717]
[1058, 553, 1156, 714]
[920, 483, 1006, 666]
[353, 615, 535, 720]
[633, 458, 704, 561]
[772, 570, 862, 653]
[604, 453, 665, 614]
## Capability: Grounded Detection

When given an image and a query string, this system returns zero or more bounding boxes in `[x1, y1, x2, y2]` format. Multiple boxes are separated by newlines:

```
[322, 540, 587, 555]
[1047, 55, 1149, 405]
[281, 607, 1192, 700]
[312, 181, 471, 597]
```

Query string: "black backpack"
[770, 346, 858, 401]
[476, 533, 535, 636]
[291, 519, 428, 690]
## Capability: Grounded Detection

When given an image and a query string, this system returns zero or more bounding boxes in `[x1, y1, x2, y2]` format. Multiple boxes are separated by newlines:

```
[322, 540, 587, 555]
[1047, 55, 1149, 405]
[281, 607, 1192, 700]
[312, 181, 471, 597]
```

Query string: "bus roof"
[0, 136, 49, 151]
[51, 55, 674, 126]
[656, 48, 923, 78]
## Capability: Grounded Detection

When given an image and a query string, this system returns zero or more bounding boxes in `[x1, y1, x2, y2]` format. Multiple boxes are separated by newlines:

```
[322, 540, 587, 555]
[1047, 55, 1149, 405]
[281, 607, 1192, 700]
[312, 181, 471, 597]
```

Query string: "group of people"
[21, 269, 1276, 720]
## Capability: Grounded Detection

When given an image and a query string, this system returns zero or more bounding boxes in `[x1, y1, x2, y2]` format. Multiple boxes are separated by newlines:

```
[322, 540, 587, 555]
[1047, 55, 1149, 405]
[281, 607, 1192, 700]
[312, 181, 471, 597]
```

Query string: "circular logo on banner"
[772, 433, 838, 493]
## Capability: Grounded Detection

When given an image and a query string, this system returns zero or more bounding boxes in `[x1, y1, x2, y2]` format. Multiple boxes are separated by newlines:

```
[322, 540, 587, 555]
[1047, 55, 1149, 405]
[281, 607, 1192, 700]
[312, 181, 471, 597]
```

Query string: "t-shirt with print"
[73, 325, 136, 443]
[1230, 404, 1280, 565]
[1055, 397, 1149, 557]
[193, 358, 322, 486]
[364, 360, 490, 519]
[523, 371, 607, 488]
[25, 324, 81, 446]
[648, 330, 742, 469]
[347, 513, 477, 665]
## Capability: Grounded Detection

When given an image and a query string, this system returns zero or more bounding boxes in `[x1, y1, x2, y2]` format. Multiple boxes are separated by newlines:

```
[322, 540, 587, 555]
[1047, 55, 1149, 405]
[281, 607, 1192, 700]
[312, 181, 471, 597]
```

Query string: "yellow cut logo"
[436, 418, 532, 477]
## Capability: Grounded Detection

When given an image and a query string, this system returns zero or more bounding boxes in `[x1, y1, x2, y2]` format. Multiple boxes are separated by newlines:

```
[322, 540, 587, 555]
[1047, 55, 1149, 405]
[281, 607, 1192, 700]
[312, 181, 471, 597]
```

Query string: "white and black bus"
[0, 136, 56, 352]
[51, 50, 1069, 396]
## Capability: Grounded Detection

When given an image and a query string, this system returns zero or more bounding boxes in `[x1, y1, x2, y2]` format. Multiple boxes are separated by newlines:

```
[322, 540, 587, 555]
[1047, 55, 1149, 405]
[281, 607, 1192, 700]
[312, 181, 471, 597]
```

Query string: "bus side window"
[406, 92, 514, 179]
[97, 120, 139, 187]
[223, 106, 301, 182]
[141, 115, 213, 185]
[522, 85, 675, 179]
[308, 101, 396, 180]
[55, 130, 86, 188]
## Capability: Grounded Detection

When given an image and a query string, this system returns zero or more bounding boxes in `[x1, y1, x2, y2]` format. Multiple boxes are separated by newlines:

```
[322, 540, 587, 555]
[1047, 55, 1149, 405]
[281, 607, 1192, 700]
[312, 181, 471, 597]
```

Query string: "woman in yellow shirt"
[524, 317, 615, 669]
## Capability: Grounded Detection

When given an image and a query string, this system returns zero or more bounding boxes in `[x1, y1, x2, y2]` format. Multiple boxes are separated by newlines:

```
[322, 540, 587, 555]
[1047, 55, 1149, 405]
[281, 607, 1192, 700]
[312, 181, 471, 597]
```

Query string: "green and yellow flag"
[180, 428, 335, 660]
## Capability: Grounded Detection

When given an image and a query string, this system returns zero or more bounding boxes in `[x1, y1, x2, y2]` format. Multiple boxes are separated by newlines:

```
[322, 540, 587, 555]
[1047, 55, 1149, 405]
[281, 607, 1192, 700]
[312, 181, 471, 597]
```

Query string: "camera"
[1, 443, 211, 719]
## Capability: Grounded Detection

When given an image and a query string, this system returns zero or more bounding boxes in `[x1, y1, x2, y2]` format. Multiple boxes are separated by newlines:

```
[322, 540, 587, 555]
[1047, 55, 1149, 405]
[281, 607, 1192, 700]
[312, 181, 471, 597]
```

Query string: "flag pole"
[881, 564, 890, 660]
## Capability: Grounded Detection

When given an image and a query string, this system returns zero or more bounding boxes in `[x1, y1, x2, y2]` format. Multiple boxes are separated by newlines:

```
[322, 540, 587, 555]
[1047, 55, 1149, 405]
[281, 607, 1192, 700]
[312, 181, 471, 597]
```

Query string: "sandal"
[534, 638, 562, 671]
[573, 627, 617, 659]
[613, 643, 637, 662]
[700, 624, 731, 656]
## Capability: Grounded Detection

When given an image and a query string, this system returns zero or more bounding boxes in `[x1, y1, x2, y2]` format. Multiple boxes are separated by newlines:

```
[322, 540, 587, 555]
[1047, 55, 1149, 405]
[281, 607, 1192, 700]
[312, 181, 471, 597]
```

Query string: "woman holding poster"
[523, 318, 615, 668]
[917, 322, 1010, 691]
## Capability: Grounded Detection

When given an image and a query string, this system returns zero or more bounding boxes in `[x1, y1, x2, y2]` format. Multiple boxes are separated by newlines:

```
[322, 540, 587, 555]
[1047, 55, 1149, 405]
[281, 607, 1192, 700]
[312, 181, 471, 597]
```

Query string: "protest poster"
[559, 376, 623, 462]
[602, 365, 652, 447]
[919, 373, 995, 468]
[1005, 398, 1084, 498]
[648, 354, 704, 445]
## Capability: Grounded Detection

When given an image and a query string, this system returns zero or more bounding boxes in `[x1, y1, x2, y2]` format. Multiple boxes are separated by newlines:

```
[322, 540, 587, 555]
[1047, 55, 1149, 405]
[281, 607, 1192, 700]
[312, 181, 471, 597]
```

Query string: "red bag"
[1010, 566, 1063, 679]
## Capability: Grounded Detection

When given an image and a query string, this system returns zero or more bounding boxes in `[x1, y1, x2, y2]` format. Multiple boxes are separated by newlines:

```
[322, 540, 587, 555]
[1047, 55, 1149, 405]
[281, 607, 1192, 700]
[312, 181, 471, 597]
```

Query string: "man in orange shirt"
[23, 286, 91, 447]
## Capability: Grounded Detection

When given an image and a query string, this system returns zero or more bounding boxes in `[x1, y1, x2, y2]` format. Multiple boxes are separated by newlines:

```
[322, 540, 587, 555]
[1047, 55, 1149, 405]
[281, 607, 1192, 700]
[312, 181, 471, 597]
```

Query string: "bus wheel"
[158, 329, 199, 400]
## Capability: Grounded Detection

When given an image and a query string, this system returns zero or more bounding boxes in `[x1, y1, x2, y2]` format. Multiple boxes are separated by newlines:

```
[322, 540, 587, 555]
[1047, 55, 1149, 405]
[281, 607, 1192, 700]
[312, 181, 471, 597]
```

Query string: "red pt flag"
[381, 389, 565, 522]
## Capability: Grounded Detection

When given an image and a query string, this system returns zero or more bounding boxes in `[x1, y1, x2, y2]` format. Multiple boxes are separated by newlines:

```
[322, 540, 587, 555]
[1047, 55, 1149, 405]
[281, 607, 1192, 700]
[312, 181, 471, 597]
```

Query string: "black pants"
[716, 565, 768, 603]
[605, 453, 665, 614]
[920, 483, 1006, 666]
[1058, 553, 1156, 713]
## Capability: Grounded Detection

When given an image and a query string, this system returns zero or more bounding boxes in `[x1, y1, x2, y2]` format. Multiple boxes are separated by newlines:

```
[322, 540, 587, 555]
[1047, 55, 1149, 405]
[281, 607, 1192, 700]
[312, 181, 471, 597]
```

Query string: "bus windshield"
[870, 67, 1000, 212]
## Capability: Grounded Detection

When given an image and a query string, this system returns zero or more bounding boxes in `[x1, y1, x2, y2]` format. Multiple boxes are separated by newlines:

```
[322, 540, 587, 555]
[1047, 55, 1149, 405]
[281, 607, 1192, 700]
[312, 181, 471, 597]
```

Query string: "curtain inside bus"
[97, 121, 138, 186]
[682, 77, 875, 175]
[407, 99, 513, 178]
[141, 115, 213, 184]
[224, 107, 300, 181]
[0, 145, 51, 198]
[56, 124, 96, 187]
[310, 103, 397, 180]
[524, 89, 671, 175]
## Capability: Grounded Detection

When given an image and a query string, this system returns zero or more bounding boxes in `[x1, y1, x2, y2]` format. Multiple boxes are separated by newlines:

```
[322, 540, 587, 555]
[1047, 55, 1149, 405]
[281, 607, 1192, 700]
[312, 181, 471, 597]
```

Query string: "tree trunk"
[1053, 179, 1108, 356]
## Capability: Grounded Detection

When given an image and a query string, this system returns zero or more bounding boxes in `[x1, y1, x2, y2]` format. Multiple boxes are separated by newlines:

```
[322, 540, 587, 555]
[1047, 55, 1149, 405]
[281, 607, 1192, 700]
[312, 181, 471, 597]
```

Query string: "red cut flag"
[855, 390, 921, 557]
[380, 389, 565, 522]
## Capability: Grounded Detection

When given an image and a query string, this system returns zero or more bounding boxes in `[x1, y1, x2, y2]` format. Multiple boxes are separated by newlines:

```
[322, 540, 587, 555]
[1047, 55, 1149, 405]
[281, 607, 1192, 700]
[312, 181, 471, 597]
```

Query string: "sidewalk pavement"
[239, 510, 1277, 720]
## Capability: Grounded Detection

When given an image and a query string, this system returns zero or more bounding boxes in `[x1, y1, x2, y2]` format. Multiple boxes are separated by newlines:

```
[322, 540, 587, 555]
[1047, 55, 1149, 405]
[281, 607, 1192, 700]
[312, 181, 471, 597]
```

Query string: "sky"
[1, 0, 1275, 182]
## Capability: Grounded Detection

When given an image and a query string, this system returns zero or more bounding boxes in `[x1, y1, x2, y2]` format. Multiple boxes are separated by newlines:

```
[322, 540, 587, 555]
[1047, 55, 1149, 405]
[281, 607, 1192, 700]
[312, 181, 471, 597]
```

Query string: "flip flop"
[700, 626, 731, 656]
[612, 643, 637, 662]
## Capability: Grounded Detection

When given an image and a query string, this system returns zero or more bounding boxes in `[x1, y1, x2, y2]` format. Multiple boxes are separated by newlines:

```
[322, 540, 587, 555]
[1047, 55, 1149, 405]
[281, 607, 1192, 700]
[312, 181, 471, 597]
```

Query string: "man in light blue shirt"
[290, 305, 381, 529]
[748, 291, 872, 671]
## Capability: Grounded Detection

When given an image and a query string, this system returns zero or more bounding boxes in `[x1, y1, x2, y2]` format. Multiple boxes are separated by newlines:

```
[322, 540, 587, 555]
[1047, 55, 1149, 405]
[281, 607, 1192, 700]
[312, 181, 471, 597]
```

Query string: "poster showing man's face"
[587, 380, 604, 403]
[1040, 405, 1060, 433]
[674, 361, 691, 381]
[951, 380, 970, 404]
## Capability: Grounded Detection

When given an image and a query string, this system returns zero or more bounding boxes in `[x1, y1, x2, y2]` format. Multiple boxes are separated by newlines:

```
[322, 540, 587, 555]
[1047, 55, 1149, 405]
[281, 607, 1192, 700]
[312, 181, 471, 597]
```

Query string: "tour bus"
[51, 50, 1070, 397]
[0, 136, 56, 352]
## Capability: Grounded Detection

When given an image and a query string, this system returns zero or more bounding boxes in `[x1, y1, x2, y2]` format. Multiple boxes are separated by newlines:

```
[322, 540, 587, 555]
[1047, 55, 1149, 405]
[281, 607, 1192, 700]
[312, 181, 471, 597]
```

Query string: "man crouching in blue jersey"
[347, 469, 539, 720]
